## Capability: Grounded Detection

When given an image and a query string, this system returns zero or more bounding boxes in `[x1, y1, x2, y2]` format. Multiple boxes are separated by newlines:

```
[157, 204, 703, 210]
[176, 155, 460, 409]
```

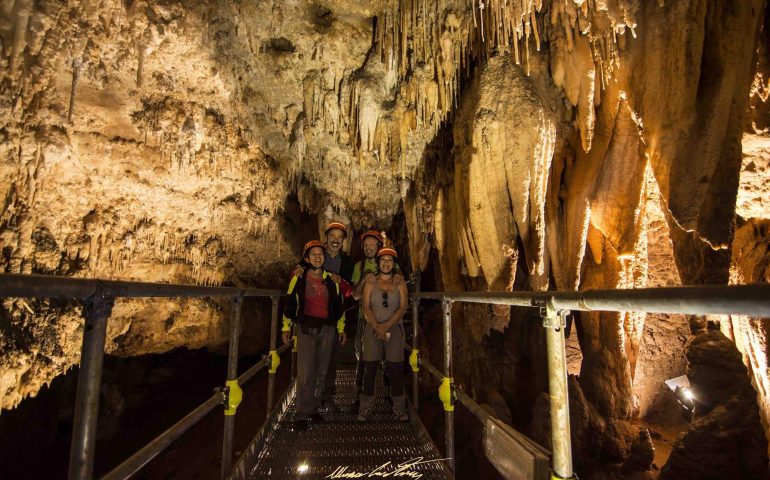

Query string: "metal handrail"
[101, 342, 291, 480]
[405, 344, 493, 425]
[5, 272, 770, 480]
[0, 273, 286, 480]
[0, 273, 282, 299]
[416, 284, 770, 316]
[410, 282, 770, 479]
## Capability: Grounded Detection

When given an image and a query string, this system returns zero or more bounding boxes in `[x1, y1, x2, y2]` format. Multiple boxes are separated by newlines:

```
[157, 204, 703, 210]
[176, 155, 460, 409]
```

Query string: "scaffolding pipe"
[0, 273, 282, 299]
[441, 297, 455, 472]
[544, 306, 574, 479]
[267, 296, 280, 413]
[101, 394, 224, 480]
[417, 284, 770, 317]
[413, 271, 421, 409]
[221, 296, 243, 480]
[68, 295, 114, 480]
[238, 343, 291, 386]
[102, 344, 289, 480]
[408, 345, 491, 425]
[291, 332, 297, 381]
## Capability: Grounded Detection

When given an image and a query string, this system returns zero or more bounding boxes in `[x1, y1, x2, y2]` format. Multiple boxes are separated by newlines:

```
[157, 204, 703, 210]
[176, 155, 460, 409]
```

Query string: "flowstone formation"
[1, 0, 769, 477]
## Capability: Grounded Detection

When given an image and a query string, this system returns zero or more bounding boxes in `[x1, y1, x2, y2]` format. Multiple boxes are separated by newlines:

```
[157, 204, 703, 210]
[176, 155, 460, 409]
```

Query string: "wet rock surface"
[1, 1, 770, 478]
[659, 327, 769, 480]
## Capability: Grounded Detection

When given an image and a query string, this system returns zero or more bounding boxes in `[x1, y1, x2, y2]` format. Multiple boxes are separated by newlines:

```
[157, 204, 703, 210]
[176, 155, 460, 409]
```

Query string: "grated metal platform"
[233, 369, 451, 479]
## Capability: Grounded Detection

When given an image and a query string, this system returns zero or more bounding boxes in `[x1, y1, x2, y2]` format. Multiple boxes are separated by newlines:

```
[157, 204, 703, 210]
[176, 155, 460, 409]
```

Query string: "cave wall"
[1, 1, 769, 477]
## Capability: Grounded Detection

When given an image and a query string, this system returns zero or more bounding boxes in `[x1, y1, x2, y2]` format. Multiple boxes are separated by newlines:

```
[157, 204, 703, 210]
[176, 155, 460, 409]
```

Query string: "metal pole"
[103, 346, 288, 480]
[291, 331, 297, 382]
[412, 271, 420, 409]
[0, 273, 282, 299]
[543, 303, 574, 479]
[415, 284, 770, 317]
[102, 394, 223, 480]
[441, 296, 454, 472]
[267, 295, 280, 413]
[68, 294, 114, 480]
[221, 296, 243, 480]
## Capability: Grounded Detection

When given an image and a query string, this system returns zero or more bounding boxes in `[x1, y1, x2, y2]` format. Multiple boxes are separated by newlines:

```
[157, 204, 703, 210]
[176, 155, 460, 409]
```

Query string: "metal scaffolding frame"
[407, 283, 770, 478]
[0, 274, 285, 480]
[3, 272, 769, 480]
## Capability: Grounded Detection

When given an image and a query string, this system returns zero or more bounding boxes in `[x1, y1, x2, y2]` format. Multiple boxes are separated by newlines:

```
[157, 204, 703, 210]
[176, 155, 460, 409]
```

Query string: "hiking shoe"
[395, 411, 409, 422]
[356, 409, 371, 422]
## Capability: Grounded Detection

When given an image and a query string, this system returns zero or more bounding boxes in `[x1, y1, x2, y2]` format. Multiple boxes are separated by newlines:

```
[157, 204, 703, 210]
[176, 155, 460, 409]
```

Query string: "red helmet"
[377, 247, 397, 259]
[303, 240, 326, 259]
[360, 229, 383, 245]
[324, 221, 348, 238]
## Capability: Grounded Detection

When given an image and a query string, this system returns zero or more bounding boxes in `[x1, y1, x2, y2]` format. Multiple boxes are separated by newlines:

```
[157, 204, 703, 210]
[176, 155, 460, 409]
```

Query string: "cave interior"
[2, 0, 770, 479]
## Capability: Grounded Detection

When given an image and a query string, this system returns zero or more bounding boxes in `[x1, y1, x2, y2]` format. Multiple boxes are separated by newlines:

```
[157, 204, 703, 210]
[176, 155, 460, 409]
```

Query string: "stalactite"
[67, 57, 83, 124]
[136, 27, 152, 88]
[10, 6, 32, 81]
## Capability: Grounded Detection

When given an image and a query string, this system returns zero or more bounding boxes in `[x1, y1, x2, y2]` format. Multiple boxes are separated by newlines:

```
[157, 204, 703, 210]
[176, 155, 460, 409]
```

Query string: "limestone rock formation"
[658, 327, 769, 480]
[1, 1, 769, 478]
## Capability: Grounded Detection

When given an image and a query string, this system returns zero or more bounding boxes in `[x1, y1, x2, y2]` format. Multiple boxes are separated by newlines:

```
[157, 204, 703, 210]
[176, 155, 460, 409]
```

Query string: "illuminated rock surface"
[1, 1, 769, 478]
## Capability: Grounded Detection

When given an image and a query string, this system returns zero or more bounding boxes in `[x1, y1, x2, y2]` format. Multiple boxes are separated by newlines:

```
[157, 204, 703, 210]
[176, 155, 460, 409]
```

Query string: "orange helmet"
[324, 221, 348, 238]
[360, 229, 383, 245]
[303, 240, 326, 259]
[377, 246, 397, 259]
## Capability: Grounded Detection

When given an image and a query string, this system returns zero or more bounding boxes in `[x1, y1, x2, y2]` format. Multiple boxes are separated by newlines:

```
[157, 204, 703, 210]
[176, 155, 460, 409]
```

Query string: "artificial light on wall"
[665, 375, 696, 420]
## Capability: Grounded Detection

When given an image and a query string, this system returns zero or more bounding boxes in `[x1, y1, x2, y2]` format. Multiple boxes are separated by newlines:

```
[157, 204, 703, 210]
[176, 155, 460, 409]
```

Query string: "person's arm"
[384, 282, 409, 330]
[362, 282, 385, 339]
[291, 258, 309, 278]
[351, 262, 363, 300]
[352, 279, 365, 300]
[389, 262, 404, 286]
[353, 273, 376, 300]
[332, 281, 347, 344]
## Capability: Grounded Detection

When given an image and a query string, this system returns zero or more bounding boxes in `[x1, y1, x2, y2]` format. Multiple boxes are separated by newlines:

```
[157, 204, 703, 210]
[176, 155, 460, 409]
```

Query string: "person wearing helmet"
[281, 240, 347, 431]
[318, 222, 354, 412]
[350, 230, 404, 402]
[357, 246, 409, 422]
[292, 222, 355, 288]
[322, 222, 354, 286]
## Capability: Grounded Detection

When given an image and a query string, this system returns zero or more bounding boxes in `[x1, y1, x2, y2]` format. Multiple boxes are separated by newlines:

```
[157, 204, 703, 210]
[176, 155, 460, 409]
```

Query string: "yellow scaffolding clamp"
[409, 348, 420, 372]
[268, 349, 281, 374]
[223, 379, 242, 416]
[292, 335, 298, 352]
[439, 376, 455, 412]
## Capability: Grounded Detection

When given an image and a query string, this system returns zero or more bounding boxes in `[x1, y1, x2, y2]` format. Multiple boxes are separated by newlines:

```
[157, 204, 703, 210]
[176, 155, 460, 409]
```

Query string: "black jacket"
[281, 269, 345, 333]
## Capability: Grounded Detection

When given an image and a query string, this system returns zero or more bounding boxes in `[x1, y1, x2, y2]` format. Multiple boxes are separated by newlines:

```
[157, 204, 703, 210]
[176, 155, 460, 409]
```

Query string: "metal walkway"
[232, 368, 451, 480]
[5, 273, 769, 480]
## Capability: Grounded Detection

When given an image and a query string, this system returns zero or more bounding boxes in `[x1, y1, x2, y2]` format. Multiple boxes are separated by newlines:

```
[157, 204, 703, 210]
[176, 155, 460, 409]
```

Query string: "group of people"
[281, 222, 410, 431]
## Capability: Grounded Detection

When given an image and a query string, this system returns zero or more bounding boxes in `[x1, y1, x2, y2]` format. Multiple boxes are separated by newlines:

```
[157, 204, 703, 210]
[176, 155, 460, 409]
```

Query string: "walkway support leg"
[68, 293, 114, 480]
[542, 301, 575, 480]
[412, 271, 421, 409]
[221, 295, 243, 480]
[291, 331, 297, 381]
[267, 295, 280, 413]
[441, 296, 455, 472]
